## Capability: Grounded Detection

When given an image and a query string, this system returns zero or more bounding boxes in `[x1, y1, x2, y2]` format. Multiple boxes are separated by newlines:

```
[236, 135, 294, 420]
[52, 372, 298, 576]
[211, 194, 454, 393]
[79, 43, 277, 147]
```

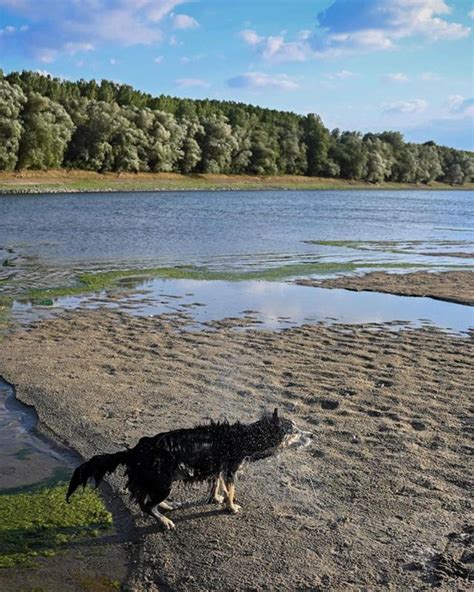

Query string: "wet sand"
[297, 270, 474, 306]
[0, 309, 472, 591]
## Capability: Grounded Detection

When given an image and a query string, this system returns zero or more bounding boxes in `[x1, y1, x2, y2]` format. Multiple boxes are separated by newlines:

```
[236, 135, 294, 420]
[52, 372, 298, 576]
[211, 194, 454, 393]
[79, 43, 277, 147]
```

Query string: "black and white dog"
[66, 409, 312, 530]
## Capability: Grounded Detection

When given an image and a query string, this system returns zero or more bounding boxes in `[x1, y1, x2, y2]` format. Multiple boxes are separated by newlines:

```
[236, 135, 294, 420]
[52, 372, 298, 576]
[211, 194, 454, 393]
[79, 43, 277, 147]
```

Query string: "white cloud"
[383, 73, 409, 83]
[239, 29, 309, 62]
[153, 55, 164, 64]
[0, 0, 189, 61]
[420, 72, 442, 81]
[147, 0, 187, 23]
[36, 48, 58, 63]
[239, 29, 263, 46]
[445, 95, 474, 116]
[469, 9, 474, 19]
[445, 94, 465, 110]
[180, 53, 206, 64]
[64, 42, 94, 54]
[227, 72, 299, 91]
[240, 0, 470, 62]
[175, 78, 210, 88]
[383, 99, 428, 114]
[316, 0, 470, 46]
[172, 14, 199, 30]
[169, 34, 183, 46]
[325, 69, 355, 80]
[109, 58, 117, 65]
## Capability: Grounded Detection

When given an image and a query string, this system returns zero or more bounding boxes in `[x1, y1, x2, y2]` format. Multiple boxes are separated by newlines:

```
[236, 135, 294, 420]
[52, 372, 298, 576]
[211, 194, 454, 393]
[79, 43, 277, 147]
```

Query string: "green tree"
[277, 118, 307, 174]
[18, 93, 74, 169]
[248, 126, 279, 175]
[178, 117, 204, 173]
[197, 114, 238, 173]
[302, 114, 330, 176]
[0, 79, 26, 170]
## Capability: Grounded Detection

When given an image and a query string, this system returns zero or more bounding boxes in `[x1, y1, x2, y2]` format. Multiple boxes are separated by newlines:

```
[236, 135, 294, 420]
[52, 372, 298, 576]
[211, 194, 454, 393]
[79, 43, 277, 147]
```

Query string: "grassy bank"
[0, 476, 112, 568]
[1, 170, 472, 194]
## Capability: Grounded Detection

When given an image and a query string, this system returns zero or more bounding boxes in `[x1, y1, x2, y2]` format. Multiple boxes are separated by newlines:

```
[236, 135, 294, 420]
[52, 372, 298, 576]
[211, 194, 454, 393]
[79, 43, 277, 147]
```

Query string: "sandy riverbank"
[297, 270, 474, 306]
[1, 169, 472, 194]
[0, 309, 472, 590]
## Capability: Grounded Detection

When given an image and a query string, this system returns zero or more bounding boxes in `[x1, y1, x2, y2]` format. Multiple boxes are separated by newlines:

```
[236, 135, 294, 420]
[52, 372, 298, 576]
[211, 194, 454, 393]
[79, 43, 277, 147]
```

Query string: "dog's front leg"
[148, 504, 176, 530]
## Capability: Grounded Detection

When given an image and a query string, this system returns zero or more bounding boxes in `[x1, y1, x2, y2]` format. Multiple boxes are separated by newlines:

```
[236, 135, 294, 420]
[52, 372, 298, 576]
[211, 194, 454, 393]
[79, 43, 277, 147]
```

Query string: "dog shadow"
[135, 502, 230, 535]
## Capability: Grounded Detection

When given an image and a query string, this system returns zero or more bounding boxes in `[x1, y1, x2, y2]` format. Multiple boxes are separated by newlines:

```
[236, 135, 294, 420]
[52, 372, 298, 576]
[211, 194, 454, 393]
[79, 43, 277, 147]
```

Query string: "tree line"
[1, 70, 473, 184]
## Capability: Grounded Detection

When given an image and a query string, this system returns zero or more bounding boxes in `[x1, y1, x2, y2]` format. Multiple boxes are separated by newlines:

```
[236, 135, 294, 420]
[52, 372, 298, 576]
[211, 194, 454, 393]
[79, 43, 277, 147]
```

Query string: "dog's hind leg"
[158, 499, 185, 511]
[206, 474, 227, 504]
[139, 477, 177, 530]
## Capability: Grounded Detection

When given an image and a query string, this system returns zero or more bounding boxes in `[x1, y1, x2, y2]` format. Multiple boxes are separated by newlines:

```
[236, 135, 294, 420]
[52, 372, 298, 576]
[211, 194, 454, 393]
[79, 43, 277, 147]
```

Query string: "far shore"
[1, 170, 473, 195]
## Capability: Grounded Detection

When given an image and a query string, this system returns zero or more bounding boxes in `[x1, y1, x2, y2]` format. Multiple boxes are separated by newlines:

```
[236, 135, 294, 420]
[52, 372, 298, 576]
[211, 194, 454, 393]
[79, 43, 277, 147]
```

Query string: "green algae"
[307, 239, 473, 256]
[17, 260, 471, 304]
[0, 479, 113, 568]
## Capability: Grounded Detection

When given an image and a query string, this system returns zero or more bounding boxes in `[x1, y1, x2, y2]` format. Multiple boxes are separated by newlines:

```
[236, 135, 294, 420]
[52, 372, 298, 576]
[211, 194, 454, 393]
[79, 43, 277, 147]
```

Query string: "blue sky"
[1, 0, 473, 149]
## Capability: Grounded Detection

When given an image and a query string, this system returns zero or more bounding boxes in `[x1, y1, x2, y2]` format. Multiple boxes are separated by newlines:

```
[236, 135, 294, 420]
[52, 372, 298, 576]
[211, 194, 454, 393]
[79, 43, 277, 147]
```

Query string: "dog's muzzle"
[298, 429, 313, 448]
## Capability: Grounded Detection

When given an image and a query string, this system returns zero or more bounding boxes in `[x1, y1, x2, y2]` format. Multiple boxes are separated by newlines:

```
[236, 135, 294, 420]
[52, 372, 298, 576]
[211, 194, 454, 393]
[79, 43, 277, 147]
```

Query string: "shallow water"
[0, 378, 73, 492]
[12, 277, 474, 334]
[1, 190, 473, 278]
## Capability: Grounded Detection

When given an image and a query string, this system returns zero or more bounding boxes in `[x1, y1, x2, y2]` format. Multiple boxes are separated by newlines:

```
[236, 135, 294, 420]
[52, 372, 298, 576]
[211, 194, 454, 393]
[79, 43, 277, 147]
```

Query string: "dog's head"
[266, 408, 313, 450]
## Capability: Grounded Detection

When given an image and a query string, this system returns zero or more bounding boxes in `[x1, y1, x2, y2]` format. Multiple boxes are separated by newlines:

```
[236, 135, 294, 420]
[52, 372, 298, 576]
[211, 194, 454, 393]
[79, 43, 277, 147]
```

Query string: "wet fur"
[66, 409, 311, 529]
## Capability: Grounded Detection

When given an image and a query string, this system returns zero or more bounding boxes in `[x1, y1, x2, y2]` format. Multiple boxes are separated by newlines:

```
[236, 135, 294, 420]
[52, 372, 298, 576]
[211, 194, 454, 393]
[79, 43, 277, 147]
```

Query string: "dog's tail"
[66, 450, 129, 503]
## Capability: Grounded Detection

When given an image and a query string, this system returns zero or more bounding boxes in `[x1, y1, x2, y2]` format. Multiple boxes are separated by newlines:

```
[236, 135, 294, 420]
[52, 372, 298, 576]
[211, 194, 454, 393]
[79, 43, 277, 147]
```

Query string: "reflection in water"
[11, 278, 474, 334]
[0, 378, 73, 491]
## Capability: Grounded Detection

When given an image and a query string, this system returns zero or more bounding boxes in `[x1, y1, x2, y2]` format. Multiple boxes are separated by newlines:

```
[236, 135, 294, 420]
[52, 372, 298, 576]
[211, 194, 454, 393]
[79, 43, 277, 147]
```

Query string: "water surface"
[11, 277, 473, 334]
[1, 190, 472, 279]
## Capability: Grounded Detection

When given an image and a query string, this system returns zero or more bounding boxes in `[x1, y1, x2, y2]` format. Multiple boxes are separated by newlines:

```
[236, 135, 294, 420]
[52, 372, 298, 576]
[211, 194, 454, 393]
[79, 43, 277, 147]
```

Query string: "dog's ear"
[273, 408, 279, 421]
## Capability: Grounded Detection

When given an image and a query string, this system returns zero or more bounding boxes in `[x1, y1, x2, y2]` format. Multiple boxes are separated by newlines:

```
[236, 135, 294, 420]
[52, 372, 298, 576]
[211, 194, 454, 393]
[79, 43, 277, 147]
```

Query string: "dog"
[66, 408, 312, 530]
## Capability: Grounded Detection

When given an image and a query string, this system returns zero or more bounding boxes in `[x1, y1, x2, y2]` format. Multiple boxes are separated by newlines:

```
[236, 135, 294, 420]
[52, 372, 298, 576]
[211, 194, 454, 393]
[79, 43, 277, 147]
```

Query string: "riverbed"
[0, 189, 472, 590]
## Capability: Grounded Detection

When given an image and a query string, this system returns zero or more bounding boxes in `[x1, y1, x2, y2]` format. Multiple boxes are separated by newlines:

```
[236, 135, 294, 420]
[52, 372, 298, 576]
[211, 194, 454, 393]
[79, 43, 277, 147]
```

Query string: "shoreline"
[1, 170, 473, 195]
[296, 270, 474, 306]
[0, 310, 472, 590]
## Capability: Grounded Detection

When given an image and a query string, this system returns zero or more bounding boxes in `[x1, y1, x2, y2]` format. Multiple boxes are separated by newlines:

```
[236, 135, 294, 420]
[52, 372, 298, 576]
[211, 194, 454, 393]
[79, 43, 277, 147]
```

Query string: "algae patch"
[0, 480, 112, 568]
[307, 239, 473, 257]
[21, 261, 446, 302]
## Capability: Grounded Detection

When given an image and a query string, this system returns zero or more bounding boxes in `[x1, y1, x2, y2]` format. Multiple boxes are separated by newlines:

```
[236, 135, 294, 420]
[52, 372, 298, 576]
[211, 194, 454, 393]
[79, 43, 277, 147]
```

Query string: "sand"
[0, 309, 472, 591]
[297, 270, 474, 306]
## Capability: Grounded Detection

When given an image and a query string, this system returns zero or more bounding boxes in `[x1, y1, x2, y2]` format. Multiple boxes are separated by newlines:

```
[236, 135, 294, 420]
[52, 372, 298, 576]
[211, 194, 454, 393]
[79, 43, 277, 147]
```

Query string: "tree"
[178, 117, 204, 173]
[66, 100, 118, 171]
[414, 144, 443, 183]
[248, 126, 279, 175]
[363, 135, 394, 183]
[277, 118, 306, 174]
[147, 111, 184, 172]
[18, 93, 74, 169]
[197, 114, 237, 173]
[303, 114, 330, 176]
[0, 79, 26, 170]
[331, 131, 368, 180]
[4, 70, 472, 180]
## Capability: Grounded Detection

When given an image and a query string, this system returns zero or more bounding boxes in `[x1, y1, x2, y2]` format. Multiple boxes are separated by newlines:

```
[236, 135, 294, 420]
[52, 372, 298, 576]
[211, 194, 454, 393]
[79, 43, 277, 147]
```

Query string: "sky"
[0, 0, 473, 149]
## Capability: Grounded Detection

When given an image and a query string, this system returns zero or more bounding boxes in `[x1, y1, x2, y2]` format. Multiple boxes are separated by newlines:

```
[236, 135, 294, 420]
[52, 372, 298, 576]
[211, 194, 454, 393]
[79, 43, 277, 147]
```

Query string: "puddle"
[11, 278, 474, 334]
[0, 377, 74, 491]
[0, 378, 129, 589]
